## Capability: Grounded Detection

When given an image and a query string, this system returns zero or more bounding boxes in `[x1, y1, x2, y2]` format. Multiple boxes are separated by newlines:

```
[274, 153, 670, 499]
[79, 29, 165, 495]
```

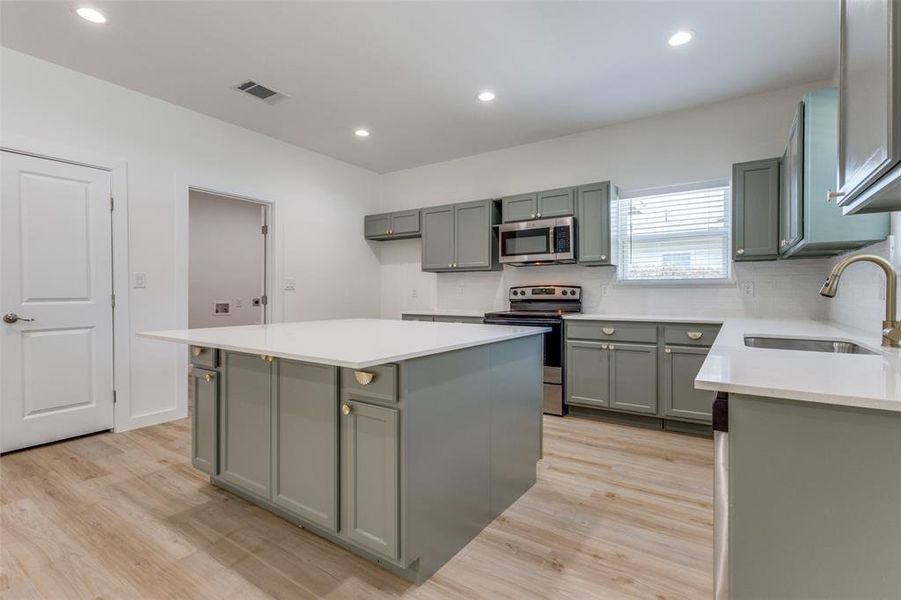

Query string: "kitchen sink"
[743, 336, 877, 355]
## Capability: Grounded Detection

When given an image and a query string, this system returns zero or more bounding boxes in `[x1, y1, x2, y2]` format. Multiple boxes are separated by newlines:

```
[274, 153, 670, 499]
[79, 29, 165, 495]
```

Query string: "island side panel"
[489, 334, 543, 517]
[730, 394, 901, 599]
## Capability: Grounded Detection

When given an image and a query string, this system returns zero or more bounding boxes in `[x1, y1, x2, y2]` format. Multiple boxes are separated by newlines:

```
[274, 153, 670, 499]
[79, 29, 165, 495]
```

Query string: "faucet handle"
[882, 321, 901, 347]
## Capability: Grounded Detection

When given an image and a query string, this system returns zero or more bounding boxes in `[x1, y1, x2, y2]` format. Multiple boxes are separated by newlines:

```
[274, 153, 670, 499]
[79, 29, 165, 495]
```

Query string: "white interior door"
[1, 151, 114, 453]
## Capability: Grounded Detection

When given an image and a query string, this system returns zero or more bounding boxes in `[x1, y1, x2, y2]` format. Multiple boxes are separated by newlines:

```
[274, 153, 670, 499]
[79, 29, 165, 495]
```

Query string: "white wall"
[1, 48, 382, 431]
[378, 80, 836, 319]
[189, 190, 265, 329]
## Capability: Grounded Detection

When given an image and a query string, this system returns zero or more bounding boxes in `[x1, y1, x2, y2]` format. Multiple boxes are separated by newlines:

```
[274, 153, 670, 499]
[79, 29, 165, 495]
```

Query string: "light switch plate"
[740, 281, 755, 297]
[133, 272, 146, 288]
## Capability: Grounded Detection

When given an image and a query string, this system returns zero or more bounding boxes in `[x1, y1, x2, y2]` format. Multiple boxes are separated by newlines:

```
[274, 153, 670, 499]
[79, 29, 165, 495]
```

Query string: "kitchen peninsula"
[139, 319, 546, 583]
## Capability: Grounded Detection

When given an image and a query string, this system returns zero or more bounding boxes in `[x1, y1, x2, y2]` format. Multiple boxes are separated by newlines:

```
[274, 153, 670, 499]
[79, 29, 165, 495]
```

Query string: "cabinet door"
[421, 205, 455, 271]
[733, 158, 781, 260]
[780, 103, 804, 255]
[389, 210, 420, 236]
[663, 345, 713, 423]
[364, 214, 391, 239]
[576, 182, 613, 265]
[537, 187, 575, 218]
[272, 360, 338, 531]
[838, 0, 901, 205]
[220, 352, 272, 499]
[565, 340, 610, 408]
[501, 193, 538, 223]
[609, 343, 657, 415]
[454, 200, 492, 269]
[340, 400, 400, 560]
[191, 367, 219, 475]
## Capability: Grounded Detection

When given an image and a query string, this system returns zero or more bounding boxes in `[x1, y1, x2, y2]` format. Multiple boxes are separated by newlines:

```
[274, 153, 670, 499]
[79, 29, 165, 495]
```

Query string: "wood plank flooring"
[1, 416, 713, 599]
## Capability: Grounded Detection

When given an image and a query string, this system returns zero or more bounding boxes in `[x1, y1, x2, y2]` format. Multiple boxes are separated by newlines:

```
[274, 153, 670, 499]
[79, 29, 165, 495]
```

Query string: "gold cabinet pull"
[601, 344, 608, 350]
[608, 345, 615, 351]
[260, 355, 273, 362]
[736, 248, 745, 255]
[602, 327, 615, 335]
[341, 404, 352, 416]
[600, 255, 607, 260]
[664, 347, 672, 354]
[191, 346, 204, 357]
[354, 370, 375, 385]
[687, 331, 703, 340]
[204, 373, 214, 382]
[536, 212, 541, 218]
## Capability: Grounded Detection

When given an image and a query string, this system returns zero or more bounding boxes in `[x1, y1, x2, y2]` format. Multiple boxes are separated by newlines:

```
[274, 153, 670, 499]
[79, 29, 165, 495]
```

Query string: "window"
[617, 184, 730, 281]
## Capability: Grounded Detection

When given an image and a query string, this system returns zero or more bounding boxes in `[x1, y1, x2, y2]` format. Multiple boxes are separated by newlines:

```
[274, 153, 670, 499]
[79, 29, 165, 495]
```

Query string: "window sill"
[614, 277, 736, 288]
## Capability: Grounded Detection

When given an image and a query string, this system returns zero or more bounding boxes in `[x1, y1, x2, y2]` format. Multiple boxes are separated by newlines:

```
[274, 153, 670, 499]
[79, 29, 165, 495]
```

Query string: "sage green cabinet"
[501, 187, 574, 222]
[191, 367, 219, 475]
[364, 210, 421, 241]
[272, 360, 338, 532]
[219, 352, 272, 499]
[732, 158, 781, 261]
[662, 345, 712, 423]
[565, 340, 610, 408]
[402, 313, 484, 324]
[780, 103, 804, 255]
[836, 0, 901, 214]
[340, 399, 400, 560]
[784, 88, 889, 256]
[608, 343, 657, 415]
[421, 199, 500, 272]
[576, 181, 616, 266]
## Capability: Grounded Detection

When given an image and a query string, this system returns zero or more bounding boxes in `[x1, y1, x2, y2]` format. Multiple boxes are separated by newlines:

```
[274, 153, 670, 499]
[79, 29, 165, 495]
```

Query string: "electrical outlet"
[601, 284, 611, 297]
[740, 281, 755, 297]
[411, 288, 418, 299]
[235, 298, 243, 308]
[284, 277, 296, 291]
[457, 285, 465, 298]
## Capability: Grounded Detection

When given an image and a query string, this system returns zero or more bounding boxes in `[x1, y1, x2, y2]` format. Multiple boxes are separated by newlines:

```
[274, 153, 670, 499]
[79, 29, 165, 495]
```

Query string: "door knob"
[342, 404, 352, 416]
[3, 313, 34, 324]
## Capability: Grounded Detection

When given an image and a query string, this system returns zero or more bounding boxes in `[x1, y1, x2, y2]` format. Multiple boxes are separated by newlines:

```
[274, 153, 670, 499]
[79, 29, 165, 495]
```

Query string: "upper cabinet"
[835, 0, 901, 214]
[780, 103, 804, 256]
[576, 181, 617, 266]
[732, 158, 781, 261]
[421, 199, 501, 272]
[501, 187, 574, 223]
[364, 210, 421, 241]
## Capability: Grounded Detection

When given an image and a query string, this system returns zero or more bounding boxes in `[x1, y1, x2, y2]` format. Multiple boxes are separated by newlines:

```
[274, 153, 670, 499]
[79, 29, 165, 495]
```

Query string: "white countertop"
[695, 318, 901, 413]
[402, 309, 486, 318]
[563, 313, 725, 324]
[139, 318, 548, 369]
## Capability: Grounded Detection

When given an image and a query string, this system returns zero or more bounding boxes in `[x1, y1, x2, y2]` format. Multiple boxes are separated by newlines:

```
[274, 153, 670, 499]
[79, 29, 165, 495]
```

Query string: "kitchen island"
[139, 318, 546, 583]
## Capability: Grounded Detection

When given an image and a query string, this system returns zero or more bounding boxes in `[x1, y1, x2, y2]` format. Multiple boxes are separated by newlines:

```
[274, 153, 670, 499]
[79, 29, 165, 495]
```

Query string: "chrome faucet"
[819, 254, 901, 347]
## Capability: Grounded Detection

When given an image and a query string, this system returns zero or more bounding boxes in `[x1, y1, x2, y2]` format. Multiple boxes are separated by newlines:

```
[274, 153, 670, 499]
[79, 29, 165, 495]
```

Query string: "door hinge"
[113, 390, 117, 404]
[111, 293, 116, 308]
[110, 196, 114, 211]
[261, 295, 268, 306]
[261, 224, 268, 235]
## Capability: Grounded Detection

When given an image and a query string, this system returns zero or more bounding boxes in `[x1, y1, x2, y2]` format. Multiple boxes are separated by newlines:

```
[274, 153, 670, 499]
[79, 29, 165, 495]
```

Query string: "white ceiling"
[0, 1, 838, 173]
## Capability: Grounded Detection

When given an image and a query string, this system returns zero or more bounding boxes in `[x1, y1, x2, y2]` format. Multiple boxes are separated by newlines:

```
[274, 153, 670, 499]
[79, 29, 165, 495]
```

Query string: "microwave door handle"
[548, 226, 555, 254]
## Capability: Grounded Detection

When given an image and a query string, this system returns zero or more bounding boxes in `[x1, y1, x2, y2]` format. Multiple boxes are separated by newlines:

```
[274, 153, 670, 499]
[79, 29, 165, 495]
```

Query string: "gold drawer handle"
[342, 404, 352, 416]
[204, 373, 214, 382]
[602, 327, 615, 335]
[191, 346, 204, 357]
[354, 370, 375, 385]
[687, 331, 703, 340]
[260, 355, 273, 362]
[665, 347, 672, 354]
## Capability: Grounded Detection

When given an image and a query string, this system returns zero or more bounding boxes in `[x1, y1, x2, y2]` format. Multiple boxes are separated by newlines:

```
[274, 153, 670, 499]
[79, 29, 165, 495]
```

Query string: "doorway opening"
[188, 189, 271, 328]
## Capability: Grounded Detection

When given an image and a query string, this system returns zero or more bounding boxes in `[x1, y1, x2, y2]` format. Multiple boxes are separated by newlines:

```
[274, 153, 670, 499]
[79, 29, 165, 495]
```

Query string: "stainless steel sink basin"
[744, 336, 877, 355]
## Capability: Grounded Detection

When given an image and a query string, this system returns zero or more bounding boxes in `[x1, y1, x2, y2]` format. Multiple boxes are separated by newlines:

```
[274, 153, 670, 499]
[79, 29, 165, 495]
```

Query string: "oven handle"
[484, 319, 561, 327]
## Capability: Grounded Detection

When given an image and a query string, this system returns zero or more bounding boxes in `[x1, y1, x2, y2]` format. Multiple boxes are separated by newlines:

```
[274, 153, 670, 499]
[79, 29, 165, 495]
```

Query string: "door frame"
[0, 133, 132, 434]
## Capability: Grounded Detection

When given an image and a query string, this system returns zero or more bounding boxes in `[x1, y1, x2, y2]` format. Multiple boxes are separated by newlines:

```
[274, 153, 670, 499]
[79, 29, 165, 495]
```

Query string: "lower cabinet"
[663, 345, 713, 423]
[565, 340, 610, 408]
[220, 352, 273, 499]
[191, 367, 219, 475]
[608, 343, 657, 415]
[272, 360, 339, 531]
[340, 399, 400, 560]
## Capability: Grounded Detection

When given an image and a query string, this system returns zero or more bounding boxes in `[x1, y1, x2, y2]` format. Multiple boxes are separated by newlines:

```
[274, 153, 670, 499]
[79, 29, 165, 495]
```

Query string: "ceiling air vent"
[234, 80, 287, 103]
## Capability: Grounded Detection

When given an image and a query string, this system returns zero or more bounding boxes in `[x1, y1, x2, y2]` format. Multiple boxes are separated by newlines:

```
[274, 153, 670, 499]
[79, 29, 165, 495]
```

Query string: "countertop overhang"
[138, 318, 549, 369]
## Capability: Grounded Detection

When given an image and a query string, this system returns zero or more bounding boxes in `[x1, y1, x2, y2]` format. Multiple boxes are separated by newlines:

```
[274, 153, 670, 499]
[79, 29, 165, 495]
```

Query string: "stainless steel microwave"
[498, 216, 575, 266]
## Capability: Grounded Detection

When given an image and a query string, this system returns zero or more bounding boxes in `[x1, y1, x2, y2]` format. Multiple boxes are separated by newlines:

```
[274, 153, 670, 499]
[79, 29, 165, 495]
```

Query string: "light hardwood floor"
[1, 416, 713, 599]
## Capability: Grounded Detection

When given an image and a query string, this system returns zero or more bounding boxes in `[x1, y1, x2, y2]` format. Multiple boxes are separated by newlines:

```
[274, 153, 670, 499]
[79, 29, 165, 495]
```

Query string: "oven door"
[498, 222, 555, 264]
[482, 317, 564, 415]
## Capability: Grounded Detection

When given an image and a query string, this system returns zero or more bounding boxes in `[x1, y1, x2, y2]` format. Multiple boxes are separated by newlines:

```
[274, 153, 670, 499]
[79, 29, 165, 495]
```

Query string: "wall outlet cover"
[740, 281, 755, 297]
[133, 272, 146, 288]
[284, 277, 296, 291]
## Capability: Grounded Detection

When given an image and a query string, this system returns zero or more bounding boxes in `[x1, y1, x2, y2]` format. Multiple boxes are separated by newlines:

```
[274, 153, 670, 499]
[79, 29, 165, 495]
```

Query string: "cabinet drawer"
[341, 364, 398, 404]
[190, 345, 218, 369]
[566, 321, 657, 344]
[662, 324, 721, 347]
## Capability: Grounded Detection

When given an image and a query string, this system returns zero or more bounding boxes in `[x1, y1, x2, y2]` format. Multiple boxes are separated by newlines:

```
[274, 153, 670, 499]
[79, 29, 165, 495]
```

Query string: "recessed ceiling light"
[354, 129, 370, 138]
[667, 30, 694, 47]
[76, 7, 107, 24]
[476, 90, 496, 102]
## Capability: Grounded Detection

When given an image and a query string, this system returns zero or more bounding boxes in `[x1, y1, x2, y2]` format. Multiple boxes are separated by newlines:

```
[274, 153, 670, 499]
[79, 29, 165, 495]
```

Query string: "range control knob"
[569, 289, 577, 296]
[512, 290, 519, 296]
[561, 290, 569, 296]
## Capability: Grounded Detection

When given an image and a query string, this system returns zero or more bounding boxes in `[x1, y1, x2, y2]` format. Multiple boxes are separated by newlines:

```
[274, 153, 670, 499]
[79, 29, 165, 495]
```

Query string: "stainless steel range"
[484, 285, 582, 416]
